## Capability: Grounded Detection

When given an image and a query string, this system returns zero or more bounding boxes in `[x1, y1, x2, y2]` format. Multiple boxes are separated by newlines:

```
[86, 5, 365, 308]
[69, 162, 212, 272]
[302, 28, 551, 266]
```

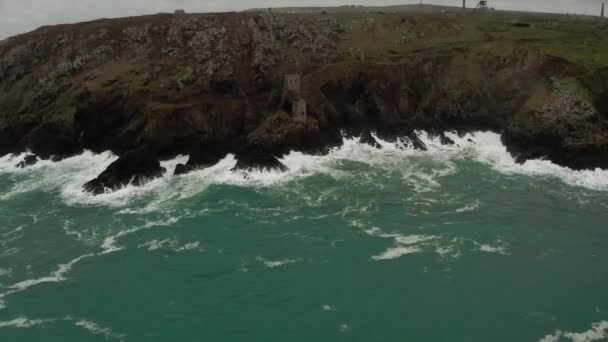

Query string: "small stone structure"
[174, 9, 186, 15]
[284, 74, 301, 94]
[283, 74, 307, 122]
[292, 99, 307, 122]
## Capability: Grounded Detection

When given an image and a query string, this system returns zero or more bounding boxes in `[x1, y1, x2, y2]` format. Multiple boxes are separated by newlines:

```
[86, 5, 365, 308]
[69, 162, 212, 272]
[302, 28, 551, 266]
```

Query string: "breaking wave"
[540, 320, 608, 342]
[1, 131, 608, 211]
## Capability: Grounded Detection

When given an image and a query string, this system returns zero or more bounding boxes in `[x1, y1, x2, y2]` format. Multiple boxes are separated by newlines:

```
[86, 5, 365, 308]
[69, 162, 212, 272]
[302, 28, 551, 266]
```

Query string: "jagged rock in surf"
[360, 131, 383, 149]
[394, 133, 427, 151]
[83, 148, 166, 194]
[174, 163, 188, 176]
[16, 154, 39, 168]
[232, 146, 287, 172]
[439, 133, 455, 145]
[174, 146, 227, 175]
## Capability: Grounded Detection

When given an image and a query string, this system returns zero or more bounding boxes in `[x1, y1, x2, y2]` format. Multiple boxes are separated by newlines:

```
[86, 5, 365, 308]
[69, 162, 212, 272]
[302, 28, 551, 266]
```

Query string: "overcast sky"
[0, 0, 604, 40]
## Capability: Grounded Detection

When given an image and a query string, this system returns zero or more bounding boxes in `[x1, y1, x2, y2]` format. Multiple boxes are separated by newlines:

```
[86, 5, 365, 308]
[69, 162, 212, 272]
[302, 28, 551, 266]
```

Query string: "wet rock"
[232, 146, 287, 172]
[398, 133, 427, 151]
[174, 163, 188, 175]
[16, 154, 39, 168]
[83, 148, 166, 195]
[439, 133, 455, 145]
[360, 130, 382, 149]
[174, 147, 226, 175]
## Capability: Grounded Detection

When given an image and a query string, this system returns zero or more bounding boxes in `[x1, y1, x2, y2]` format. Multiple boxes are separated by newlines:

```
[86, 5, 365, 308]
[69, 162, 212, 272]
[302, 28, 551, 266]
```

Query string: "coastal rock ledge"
[1, 9, 608, 193]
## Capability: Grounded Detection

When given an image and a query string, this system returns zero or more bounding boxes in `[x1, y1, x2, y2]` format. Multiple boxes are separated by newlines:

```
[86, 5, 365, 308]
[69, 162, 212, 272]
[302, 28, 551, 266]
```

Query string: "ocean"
[0, 131, 607, 341]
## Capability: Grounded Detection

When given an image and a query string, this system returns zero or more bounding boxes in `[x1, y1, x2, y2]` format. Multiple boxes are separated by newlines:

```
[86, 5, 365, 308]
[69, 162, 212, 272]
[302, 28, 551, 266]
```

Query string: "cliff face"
[1, 10, 608, 192]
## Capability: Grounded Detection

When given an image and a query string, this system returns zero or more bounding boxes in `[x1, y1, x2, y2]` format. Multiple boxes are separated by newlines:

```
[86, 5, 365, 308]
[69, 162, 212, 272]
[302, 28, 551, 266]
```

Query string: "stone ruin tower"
[284, 74, 301, 94]
[283, 74, 307, 122]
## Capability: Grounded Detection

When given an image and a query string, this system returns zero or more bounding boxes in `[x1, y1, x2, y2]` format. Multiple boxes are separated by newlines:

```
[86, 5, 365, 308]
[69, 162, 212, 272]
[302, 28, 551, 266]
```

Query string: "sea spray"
[1, 132, 608, 212]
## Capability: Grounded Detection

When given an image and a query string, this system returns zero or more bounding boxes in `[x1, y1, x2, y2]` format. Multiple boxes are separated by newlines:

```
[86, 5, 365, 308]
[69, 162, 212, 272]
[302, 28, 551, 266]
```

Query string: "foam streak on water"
[540, 321, 608, 342]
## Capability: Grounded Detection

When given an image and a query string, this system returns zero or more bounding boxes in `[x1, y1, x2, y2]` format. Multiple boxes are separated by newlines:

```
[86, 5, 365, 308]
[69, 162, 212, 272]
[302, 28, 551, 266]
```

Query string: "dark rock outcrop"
[360, 130, 382, 149]
[232, 146, 287, 172]
[83, 148, 166, 194]
[16, 154, 39, 168]
[174, 145, 227, 175]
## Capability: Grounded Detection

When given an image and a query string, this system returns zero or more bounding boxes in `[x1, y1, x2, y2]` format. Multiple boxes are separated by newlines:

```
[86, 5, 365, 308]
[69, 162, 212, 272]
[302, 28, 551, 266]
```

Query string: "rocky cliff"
[1, 9, 608, 193]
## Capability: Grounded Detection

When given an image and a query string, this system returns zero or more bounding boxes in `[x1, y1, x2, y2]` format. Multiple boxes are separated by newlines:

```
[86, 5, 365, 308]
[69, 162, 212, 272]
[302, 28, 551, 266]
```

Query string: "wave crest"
[1, 131, 607, 210]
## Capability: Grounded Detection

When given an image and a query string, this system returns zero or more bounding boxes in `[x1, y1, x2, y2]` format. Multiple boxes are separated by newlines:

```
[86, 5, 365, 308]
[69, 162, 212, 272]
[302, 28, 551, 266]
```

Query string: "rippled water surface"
[0, 132, 607, 341]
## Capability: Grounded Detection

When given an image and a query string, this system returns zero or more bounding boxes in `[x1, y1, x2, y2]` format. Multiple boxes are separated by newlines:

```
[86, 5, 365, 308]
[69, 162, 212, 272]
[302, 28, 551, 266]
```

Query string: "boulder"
[360, 130, 382, 149]
[174, 147, 227, 175]
[232, 146, 287, 172]
[83, 148, 166, 194]
[16, 154, 39, 168]
[174, 163, 188, 175]
[439, 134, 455, 145]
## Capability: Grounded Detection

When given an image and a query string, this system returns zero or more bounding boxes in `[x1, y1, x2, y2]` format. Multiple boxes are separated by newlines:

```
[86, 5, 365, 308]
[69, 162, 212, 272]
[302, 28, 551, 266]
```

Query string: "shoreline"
[1, 10, 608, 194]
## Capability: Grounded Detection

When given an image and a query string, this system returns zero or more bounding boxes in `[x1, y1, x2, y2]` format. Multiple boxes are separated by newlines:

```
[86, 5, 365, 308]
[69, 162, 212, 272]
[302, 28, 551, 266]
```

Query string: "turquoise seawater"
[0, 132, 607, 341]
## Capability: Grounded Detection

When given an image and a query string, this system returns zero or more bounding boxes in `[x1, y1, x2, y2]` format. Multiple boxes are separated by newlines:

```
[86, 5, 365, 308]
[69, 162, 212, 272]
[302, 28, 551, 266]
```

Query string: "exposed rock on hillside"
[1, 10, 608, 193]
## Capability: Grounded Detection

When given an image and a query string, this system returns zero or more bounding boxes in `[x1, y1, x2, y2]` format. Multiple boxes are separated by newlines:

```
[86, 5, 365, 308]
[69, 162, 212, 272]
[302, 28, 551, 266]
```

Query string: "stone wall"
[284, 74, 301, 94]
[293, 99, 307, 121]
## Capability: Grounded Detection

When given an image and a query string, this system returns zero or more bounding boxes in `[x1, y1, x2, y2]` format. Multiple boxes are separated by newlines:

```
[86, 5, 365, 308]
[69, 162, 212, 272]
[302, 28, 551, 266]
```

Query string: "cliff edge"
[1, 8, 608, 193]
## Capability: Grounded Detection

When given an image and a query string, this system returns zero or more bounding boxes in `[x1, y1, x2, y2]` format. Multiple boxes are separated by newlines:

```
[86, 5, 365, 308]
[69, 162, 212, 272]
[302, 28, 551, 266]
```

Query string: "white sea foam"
[0, 317, 54, 328]
[2, 131, 607, 211]
[139, 239, 176, 251]
[256, 256, 298, 268]
[62, 220, 84, 242]
[426, 131, 608, 192]
[0, 268, 12, 277]
[138, 238, 200, 252]
[365, 226, 511, 260]
[2, 225, 24, 237]
[0, 151, 117, 201]
[540, 321, 608, 342]
[0, 215, 183, 310]
[371, 246, 422, 260]
[75, 319, 124, 340]
[474, 240, 510, 255]
[9, 253, 94, 291]
[264, 259, 297, 268]
[435, 245, 460, 258]
[0, 315, 123, 341]
[365, 226, 437, 261]
[339, 323, 351, 333]
[322, 304, 337, 311]
[455, 200, 481, 213]
[101, 216, 182, 254]
[175, 241, 201, 252]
